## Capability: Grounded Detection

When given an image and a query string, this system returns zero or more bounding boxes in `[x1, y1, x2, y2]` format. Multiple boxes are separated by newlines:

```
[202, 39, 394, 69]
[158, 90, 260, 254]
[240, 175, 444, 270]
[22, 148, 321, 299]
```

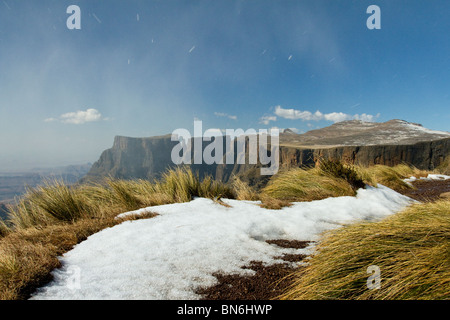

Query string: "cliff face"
[84, 135, 220, 182]
[278, 138, 450, 170]
[84, 135, 179, 181]
[83, 134, 450, 184]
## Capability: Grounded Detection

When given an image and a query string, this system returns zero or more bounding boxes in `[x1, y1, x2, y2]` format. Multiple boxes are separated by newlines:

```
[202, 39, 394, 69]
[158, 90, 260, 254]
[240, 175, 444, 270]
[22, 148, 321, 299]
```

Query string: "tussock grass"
[436, 157, 450, 175]
[280, 199, 450, 300]
[232, 177, 259, 201]
[155, 167, 234, 202]
[3, 167, 234, 232]
[26, 180, 93, 221]
[355, 164, 430, 191]
[259, 196, 293, 210]
[231, 176, 293, 209]
[262, 159, 369, 202]
[318, 159, 365, 190]
[0, 219, 10, 237]
[262, 167, 357, 202]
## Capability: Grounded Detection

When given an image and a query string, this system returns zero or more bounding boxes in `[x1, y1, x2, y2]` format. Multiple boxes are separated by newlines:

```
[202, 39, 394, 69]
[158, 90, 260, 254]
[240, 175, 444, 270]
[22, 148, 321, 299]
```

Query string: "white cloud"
[259, 115, 277, 125]
[274, 106, 379, 123]
[214, 112, 237, 120]
[46, 108, 104, 125]
[353, 113, 380, 122]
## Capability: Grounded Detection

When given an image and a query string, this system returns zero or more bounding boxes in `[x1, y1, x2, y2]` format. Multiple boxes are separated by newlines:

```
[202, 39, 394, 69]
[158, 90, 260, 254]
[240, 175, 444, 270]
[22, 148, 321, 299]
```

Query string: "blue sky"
[0, 0, 449, 171]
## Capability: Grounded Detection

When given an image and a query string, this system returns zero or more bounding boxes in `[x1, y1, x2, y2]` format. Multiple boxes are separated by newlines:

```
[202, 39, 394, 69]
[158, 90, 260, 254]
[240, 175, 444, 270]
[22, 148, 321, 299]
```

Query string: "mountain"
[280, 119, 450, 147]
[82, 120, 450, 185]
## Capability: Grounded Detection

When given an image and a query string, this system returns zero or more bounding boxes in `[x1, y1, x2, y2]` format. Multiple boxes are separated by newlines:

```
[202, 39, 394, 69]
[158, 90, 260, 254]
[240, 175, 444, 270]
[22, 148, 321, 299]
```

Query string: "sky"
[0, 0, 449, 171]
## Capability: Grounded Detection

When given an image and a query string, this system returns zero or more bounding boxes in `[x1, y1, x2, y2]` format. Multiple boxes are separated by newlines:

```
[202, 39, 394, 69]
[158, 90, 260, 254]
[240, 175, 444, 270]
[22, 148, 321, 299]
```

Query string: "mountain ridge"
[280, 119, 450, 148]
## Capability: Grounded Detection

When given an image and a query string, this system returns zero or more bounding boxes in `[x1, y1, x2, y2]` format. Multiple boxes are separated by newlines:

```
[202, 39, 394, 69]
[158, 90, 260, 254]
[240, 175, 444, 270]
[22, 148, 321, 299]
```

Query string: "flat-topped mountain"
[280, 119, 450, 148]
[83, 120, 450, 185]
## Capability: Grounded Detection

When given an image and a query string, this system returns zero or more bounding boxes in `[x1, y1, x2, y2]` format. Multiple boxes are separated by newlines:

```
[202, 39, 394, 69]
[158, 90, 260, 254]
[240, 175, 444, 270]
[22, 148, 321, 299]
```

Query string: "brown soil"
[266, 239, 310, 249]
[196, 240, 312, 300]
[398, 179, 450, 202]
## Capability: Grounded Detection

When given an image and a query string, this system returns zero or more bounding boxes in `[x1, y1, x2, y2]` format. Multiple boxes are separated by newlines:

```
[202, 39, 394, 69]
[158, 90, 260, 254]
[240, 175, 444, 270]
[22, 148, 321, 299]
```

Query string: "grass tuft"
[262, 167, 356, 202]
[280, 199, 450, 300]
[355, 163, 430, 191]
[436, 156, 450, 175]
[232, 177, 259, 201]
[318, 159, 365, 190]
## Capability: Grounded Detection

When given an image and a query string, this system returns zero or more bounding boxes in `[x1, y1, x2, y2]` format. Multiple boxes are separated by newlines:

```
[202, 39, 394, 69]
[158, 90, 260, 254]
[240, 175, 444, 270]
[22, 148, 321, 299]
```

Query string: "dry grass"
[0, 166, 232, 300]
[355, 163, 431, 191]
[232, 177, 259, 201]
[0, 162, 445, 300]
[262, 167, 356, 202]
[4, 167, 234, 232]
[436, 157, 450, 175]
[259, 196, 293, 210]
[231, 176, 293, 209]
[280, 199, 450, 300]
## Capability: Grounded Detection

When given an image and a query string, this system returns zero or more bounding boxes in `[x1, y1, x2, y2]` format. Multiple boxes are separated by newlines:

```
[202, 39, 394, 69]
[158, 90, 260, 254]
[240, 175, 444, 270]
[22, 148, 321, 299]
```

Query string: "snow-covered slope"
[280, 119, 450, 147]
[30, 185, 413, 300]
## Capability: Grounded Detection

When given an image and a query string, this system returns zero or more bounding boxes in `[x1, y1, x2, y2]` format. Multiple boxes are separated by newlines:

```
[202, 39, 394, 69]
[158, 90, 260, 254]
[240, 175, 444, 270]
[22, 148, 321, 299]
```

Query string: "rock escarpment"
[83, 120, 450, 184]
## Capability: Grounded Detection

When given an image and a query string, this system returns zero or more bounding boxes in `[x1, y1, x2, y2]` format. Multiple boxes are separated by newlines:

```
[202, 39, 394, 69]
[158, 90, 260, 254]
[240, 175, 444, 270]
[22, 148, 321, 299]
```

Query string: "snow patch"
[30, 185, 413, 300]
[404, 174, 450, 185]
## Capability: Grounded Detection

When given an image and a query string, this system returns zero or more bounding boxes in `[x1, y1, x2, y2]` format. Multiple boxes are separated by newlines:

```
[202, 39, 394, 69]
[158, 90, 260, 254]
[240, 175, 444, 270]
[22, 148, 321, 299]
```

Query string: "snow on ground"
[403, 174, 450, 186]
[30, 185, 413, 300]
[402, 121, 450, 137]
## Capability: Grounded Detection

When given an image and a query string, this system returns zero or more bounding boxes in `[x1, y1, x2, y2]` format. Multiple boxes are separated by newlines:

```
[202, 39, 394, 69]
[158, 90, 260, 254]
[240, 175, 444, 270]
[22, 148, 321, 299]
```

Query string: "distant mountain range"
[0, 163, 92, 212]
[82, 120, 450, 186]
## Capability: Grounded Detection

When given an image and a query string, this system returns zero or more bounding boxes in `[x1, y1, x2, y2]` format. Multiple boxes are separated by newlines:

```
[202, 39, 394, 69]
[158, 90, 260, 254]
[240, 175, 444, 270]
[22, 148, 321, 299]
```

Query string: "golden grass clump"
[355, 164, 430, 191]
[155, 167, 234, 202]
[262, 167, 356, 202]
[436, 156, 450, 175]
[232, 177, 259, 201]
[280, 199, 450, 300]
[7, 180, 94, 229]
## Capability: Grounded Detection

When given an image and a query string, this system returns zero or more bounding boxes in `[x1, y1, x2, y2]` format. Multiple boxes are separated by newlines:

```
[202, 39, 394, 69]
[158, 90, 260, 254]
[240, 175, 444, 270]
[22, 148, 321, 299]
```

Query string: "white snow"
[403, 122, 450, 137]
[426, 174, 450, 180]
[30, 185, 413, 300]
[404, 174, 450, 186]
